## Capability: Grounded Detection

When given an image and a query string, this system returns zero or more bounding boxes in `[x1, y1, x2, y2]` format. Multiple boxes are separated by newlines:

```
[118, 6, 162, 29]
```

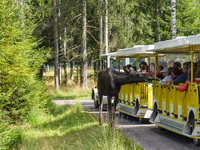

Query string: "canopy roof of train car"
[100, 52, 117, 57]
[148, 34, 200, 53]
[117, 45, 154, 57]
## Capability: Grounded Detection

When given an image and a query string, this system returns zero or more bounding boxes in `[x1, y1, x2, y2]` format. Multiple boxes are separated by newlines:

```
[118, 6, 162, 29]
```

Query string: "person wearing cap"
[157, 65, 164, 79]
[159, 67, 173, 84]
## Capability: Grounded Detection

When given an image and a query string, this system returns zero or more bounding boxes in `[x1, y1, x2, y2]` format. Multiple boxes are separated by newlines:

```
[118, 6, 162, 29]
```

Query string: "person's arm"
[173, 75, 182, 85]
[159, 76, 167, 84]
[176, 82, 189, 92]
[165, 78, 173, 83]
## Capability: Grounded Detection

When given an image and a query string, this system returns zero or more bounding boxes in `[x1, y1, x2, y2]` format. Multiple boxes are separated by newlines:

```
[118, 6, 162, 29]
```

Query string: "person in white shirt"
[159, 67, 173, 84]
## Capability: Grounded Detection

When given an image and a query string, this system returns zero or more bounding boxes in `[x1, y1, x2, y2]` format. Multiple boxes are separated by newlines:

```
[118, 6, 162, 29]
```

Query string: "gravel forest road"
[53, 100, 199, 150]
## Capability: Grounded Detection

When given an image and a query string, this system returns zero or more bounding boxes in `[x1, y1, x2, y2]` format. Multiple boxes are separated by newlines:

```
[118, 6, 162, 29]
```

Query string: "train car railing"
[117, 82, 151, 117]
[119, 83, 148, 106]
[152, 82, 200, 122]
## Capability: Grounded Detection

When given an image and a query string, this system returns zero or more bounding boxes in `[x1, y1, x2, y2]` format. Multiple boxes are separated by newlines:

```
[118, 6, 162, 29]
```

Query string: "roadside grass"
[13, 103, 143, 150]
[44, 68, 95, 100]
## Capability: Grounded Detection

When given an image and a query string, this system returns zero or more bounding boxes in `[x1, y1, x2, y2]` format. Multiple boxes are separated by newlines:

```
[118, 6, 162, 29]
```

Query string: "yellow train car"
[116, 45, 155, 122]
[148, 35, 200, 146]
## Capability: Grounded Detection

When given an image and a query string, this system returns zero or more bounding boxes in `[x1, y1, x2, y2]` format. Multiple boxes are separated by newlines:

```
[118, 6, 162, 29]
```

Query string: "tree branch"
[71, 16, 82, 33]
[86, 30, 102, 45]
[87, 25, 100, 30]
[59, 45, 81, 56]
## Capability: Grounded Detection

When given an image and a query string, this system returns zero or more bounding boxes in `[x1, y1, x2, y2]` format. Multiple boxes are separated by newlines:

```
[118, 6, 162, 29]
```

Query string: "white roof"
[100, 52, 117, 57]
[117, 45, 154, 57]
[150, 34, 200, 53]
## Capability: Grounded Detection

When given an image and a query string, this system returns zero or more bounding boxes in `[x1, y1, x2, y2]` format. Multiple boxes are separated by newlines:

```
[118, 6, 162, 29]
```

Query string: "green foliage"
[13, 103, 142, 150]
[176, 0, 200, 36]
[0, 0, 51, 122]
[0, 121, 13, 150]
[0, 96, 21, 150]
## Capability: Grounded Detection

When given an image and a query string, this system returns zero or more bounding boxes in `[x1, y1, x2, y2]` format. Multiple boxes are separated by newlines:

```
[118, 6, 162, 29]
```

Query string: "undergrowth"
[44, 68, 95, 100]
[12, 103, 143, 150]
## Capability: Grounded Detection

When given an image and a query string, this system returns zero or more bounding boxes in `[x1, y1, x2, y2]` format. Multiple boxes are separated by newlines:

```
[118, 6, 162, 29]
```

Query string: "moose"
[97, 65, 149, 127]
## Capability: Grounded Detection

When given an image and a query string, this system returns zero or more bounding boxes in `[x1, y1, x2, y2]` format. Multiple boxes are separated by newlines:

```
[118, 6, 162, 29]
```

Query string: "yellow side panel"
[161, 86, 167, 115]
[124, 84, 130, 104]
[187, 84, 199, 118]
[165, 87, 170, 115]
[119, 85, 126, 103]
[152, 82, 200, 121]
[148, 85, 153, 109]
[140, 83, 148, 106]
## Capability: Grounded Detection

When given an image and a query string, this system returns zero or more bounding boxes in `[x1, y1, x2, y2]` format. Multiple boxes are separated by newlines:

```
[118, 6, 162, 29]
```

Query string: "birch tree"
[81, 0, 87, 88]
[100, 0, 103, 57]
[171, 0, 176, 39]
[53, 0, 59, 89]
[155, 0, 160, 42]
[105, 0, 108, 54]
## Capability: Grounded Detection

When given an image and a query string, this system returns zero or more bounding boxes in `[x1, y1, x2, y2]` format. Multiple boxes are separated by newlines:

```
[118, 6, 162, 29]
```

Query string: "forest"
[0, 0, 200, 149]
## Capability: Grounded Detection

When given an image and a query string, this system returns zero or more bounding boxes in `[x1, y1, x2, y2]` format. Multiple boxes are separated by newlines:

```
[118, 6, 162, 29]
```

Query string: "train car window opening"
[101, 57, 107, 70]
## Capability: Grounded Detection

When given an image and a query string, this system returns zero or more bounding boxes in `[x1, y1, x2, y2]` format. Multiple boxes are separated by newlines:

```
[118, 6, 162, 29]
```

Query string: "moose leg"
[99, 93, 103, 126]
[107, 96, 113, 127]
[112, 95, 118, 128]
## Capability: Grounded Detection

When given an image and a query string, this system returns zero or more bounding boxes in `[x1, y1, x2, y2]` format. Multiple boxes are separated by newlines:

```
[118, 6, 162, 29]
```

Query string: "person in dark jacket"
[173, 62, 190, 85]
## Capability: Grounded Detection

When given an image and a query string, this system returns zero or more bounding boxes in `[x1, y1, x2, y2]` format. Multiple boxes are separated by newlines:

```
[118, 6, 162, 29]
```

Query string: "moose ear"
[129, 67, 135, 71]
[130, 67, 138, 75]
[123, 66, 130, 73]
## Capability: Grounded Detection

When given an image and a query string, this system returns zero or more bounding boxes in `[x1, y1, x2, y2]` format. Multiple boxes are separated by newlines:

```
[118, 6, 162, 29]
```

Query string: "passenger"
[157, 65, 164, 79]
[176, 68, 200, 92]
[171, 67, 180, 81]
[159, 67, 173, 84]
[139, 61, 148, 72]
[140, 66, 148, 73]
[173, 62, 190, 85]
[173, 61, 183, 75]
[150, 63, 155, 77]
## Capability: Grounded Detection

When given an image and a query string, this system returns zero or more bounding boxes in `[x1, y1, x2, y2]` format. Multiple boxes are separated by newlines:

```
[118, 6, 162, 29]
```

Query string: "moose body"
[97, 66, 148, 127]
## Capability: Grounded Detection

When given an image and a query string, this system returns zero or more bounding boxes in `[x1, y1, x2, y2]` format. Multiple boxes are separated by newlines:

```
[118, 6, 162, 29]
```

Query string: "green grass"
[48, 88, 92, 100]
[12, 103, 143, 150]
[44, 69, 95, 100]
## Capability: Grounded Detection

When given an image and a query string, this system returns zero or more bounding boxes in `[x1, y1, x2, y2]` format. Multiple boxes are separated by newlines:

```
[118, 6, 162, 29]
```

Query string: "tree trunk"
[70, 61, 74, 80]
[76, 64, 79, 82]
[99, 0, 103, 71]
[38, 65, 44, 80]
[155, 0, 160, 42]
[171, 0, 176, 39]
[58, 0, 62, 85]
[59, 66, 62, 84]
[80, 0, 88, 88]
[53, 0, 59, 89]
[63, 63, 67, 83]
[63, 27, 67, 84]
[100, 0, 103, 57]
[105, 0, 109, 54]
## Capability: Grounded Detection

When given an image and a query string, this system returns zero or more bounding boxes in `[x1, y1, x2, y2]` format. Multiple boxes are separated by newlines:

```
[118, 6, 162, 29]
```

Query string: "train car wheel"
[149, 102, 158, 122]
[193, 138, 200, 146]
[139, 118, 149, 124]
[158, 126, 165, 131]
[94, 99, 99, 108]
[188, 111, 195, 135]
